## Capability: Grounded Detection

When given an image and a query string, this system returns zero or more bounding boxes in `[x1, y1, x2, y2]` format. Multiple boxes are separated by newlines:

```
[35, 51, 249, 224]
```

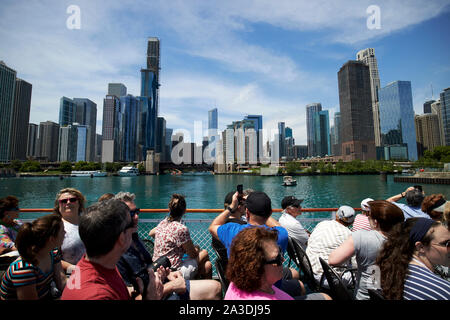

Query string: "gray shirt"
[353, 229, 386, 300]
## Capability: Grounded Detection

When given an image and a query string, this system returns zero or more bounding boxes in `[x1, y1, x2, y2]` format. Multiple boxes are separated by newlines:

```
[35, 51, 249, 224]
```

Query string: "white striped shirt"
[306, 220, 354, 275]
[403, 263, 450, 300]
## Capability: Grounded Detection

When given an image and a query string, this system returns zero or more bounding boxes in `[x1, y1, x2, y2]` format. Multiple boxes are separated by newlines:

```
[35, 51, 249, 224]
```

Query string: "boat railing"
[18, 208, 361, 276]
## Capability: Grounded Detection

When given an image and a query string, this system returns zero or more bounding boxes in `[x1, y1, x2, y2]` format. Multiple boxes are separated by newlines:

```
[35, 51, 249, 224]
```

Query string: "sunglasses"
[130, 208, 140, 217]
[59, 197, 78, 204]
[265, 250, 284, 266]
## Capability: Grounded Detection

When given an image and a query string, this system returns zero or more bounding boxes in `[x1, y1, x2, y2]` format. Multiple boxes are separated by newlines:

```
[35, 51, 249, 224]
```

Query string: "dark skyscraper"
[10, 78, 32, 160]
[0, 61, 17, 162]
[338, 60, 376, 160]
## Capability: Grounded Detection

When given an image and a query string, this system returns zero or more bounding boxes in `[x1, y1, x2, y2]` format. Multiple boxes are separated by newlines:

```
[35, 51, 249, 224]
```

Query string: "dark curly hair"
[0, 195, 19, 219]
[421, 194, 445, 220]
[226, 227, 278, 293]
[375, 218, 440, 300]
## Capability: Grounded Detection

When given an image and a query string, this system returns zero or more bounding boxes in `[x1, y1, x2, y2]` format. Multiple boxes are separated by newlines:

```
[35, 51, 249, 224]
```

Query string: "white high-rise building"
[356, 48, 381, 147]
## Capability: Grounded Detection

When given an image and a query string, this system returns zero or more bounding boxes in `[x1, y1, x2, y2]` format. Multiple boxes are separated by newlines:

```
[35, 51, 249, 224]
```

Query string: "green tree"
[60, 161, 72, 173]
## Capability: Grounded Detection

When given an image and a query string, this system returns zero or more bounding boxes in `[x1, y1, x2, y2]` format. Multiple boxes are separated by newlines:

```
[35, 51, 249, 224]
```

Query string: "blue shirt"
[403, 263, 450, 300]
[217, 223, 289, 257]
[393, 203, 430, 220]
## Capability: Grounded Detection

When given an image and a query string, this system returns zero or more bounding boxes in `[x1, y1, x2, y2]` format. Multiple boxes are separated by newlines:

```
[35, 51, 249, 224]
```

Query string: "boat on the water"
[118, 166, 140, 176]
[282, 175, 297, 186]
[71, 170, 107, 177]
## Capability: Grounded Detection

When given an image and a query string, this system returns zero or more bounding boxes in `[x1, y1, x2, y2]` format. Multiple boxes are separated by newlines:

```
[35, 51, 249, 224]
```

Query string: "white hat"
[361, 198, 374, 212]
[337, 205, 356, 223]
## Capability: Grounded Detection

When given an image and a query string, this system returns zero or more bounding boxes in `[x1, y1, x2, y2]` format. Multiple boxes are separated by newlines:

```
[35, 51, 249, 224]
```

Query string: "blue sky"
[1, 0, 449, 145]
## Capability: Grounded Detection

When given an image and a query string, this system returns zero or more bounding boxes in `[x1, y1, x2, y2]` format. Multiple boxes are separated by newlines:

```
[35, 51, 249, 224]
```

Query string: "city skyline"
[0, 1, 449, 146]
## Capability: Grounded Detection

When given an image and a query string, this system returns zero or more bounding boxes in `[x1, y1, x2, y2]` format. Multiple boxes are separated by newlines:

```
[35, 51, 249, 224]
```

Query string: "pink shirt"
[224, 282, 294, 300]
[352, 214, 372, 232]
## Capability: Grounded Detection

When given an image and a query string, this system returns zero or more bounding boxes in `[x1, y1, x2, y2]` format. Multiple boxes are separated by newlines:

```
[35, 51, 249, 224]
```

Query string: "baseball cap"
[336, 205, 356, 223]
[281, 196, 304, 209]
[360, 198, 374, 212]
[245, 191, 272, 217]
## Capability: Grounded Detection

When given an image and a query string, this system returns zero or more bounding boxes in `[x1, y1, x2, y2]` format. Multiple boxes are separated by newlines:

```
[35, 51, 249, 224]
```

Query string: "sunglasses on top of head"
[59, 197, 78, 204]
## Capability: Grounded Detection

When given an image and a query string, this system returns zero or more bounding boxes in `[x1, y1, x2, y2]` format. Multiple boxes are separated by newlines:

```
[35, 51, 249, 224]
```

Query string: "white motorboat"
[118, 166, 140, 176]
[71, 170, 107, 177]
[282, 176, 297, 186]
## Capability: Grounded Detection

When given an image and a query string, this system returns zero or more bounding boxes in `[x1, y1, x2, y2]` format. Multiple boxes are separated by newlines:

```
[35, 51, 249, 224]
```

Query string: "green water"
[1, 174, 448, 220]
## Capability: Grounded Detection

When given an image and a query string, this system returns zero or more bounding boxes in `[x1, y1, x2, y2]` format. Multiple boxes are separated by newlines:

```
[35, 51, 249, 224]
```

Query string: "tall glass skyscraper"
[120, 95, 139, 162]
[379, 81, 418, 161]
[0, 61, 17, 161]
[313, 110, 331, 157]
[59, 97, 76, 126]
[440, 87, 450, 146]
[306, 103, 322, 157]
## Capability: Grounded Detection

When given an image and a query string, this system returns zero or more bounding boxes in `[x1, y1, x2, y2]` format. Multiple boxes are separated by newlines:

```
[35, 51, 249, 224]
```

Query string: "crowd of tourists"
[0, 185, 448, 300]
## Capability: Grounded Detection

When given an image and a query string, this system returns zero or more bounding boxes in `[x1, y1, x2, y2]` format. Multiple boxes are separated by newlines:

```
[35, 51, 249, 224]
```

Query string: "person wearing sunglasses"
[61, 199, 164, 300]
[115, 191, 222, 300]
[53, 188, 86, 273]
[376, 217, 450, 300]
[225, 227, 330, 300]
[0, 196, 22, 255]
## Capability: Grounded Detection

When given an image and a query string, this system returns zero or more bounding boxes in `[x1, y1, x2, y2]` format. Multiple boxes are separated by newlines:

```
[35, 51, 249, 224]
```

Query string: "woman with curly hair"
[224, 227, 292, 300]
[421, 194, 448, 222]
[53, 188, 87, 272]
[225, 227, 331, 300]
[376, 217, 450, 300]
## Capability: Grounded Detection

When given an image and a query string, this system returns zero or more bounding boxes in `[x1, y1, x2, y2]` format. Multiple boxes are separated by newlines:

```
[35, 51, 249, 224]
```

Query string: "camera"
[237, 184, 244, 205]
[414, 185, 423, 192]
[132, 256, 171, 297]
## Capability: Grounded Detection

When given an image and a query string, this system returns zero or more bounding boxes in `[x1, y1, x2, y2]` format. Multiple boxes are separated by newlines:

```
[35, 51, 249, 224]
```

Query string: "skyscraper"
[59, 97, 76, 126]
[27, 123, 38, 159]
[0, 61, 17, 162]
[208, 108, 218, 130]
[430, 100, 445, 146]
[332, 112, 342, 156]
[38, 121, 60, 162]
[73, 98, 97, 161]
[378, 81, 417, 161]
[440, 87, 450, 146]
[277, 122, 286, 159]
[306, 103, 322, 157]
[313, 110, 331, 157]
[244, 115, 263, 162]
[338, 61, 376, 161]
[108, 83, 127, 97]
[101, 95, 122, 163]
[415, 113, 442, 157]
[423, 100, 435, 114]
[9, 78, 32, 160]
[356, 48, 382, 146]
